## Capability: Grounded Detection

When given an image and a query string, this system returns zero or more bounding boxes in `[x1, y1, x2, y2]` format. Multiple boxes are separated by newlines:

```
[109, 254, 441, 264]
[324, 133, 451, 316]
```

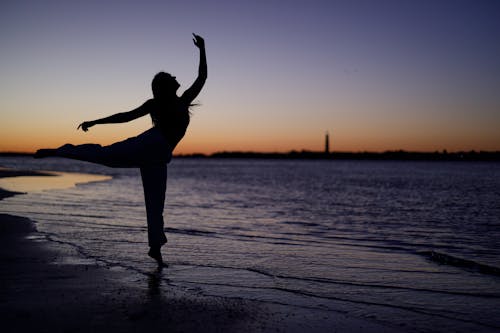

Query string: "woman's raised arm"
[180, 33, 207, 104]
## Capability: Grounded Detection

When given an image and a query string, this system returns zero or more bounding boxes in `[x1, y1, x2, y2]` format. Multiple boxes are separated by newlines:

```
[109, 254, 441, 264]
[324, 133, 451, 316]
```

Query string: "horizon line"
[2, 149, 500, 156]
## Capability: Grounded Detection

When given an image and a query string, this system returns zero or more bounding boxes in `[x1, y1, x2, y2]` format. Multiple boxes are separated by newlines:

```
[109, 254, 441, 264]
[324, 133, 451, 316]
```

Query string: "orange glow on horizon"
[2, 129, 499, 155]
[2, 106, 500, 155]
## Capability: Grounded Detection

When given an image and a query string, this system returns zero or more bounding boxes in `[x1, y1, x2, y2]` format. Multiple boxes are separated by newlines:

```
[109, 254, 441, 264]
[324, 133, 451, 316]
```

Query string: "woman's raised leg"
[35, 128, 172, 168]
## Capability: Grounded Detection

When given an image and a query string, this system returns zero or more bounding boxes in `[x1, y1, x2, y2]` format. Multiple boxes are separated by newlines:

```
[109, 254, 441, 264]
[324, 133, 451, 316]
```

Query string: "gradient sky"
[1, 0, 499, 154]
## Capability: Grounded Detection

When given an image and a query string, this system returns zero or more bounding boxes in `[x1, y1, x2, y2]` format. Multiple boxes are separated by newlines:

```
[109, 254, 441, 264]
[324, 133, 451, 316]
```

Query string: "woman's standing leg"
[140, 164, 168, 265]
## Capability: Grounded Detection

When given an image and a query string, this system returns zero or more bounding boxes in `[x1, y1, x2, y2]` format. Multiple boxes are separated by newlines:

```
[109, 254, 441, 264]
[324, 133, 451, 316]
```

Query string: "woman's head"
[152, 72, 180, 99]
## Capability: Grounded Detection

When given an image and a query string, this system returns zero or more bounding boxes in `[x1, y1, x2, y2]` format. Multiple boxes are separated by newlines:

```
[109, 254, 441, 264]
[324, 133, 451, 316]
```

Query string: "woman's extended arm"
[77, 104, 149, 132]
[180, 33, 207, 104]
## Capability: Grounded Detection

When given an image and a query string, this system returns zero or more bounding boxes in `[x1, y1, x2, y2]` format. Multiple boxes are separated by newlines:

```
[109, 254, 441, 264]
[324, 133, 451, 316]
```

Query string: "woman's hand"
[77, 121, 94, 132]
[192, 33, 205, 49]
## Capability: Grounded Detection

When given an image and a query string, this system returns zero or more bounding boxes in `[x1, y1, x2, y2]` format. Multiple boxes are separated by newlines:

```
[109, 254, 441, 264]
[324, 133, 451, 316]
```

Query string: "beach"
[0, 168, 400, 333]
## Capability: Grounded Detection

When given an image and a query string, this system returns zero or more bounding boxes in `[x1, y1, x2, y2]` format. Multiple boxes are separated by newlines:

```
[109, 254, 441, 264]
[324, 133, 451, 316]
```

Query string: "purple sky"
[1, 0, 499, 153]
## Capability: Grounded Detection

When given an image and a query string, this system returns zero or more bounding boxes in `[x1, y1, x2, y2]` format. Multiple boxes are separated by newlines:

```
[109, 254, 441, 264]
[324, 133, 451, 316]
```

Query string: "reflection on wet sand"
[0, 169, 111, 193]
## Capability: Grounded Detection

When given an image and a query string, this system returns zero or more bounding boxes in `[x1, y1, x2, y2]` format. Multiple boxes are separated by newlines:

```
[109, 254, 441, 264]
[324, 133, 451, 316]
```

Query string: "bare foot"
[148, 247, 168, 268]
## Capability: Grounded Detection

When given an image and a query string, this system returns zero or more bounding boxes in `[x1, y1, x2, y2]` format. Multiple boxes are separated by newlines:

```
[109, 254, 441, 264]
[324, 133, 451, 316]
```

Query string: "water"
[1, 156, 500, 332]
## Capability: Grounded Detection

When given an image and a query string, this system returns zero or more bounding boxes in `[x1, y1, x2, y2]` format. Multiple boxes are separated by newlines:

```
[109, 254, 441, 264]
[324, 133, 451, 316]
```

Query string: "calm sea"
[1, 156, 499, 332]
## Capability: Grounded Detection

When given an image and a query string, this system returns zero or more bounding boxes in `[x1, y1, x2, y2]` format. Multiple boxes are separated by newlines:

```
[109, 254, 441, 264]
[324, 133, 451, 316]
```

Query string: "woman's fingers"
[77, 122, 88, 132]
[192, 33, 205, 48]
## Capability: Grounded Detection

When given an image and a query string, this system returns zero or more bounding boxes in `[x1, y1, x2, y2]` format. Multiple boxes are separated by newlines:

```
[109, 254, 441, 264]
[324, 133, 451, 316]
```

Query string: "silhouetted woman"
[36, 34, 207, 267]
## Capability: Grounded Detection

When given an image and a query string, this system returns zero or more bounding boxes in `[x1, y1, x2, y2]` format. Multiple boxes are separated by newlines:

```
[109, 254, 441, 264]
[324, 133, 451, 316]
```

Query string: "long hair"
[151, 72, 177, 99]
[151, 72, 198, 116]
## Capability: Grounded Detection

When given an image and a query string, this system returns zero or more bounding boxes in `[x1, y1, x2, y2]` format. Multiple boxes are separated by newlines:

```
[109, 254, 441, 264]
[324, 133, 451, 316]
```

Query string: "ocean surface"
[1, 156, 499, 332]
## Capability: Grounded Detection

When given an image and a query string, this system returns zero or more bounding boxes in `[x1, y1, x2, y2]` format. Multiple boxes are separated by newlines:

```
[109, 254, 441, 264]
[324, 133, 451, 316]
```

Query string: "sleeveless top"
[143, 98, 190, 150]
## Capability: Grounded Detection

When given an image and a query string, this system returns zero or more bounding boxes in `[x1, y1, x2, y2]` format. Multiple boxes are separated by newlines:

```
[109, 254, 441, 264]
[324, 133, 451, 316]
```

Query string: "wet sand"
[0, 168, 401, 332]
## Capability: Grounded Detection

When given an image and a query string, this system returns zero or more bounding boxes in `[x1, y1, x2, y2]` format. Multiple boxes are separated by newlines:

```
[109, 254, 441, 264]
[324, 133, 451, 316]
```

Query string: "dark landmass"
[176, 150, 500, 161]
[2, 150, 500, 161]
[0, 167, 54, 178]
[0, 152, 34, 157]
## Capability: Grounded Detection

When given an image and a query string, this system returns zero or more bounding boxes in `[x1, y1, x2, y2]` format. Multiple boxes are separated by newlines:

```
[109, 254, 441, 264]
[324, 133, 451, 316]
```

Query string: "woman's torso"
[146, 98, 190, 149]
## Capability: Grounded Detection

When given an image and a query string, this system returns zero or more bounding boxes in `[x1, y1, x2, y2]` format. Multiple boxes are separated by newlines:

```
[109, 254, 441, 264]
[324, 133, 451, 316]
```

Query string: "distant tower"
[325, 131, 330, 154]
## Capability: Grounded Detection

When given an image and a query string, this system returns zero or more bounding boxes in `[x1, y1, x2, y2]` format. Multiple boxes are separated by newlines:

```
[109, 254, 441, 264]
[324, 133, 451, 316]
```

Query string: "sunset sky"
[1, 0, 499, 154]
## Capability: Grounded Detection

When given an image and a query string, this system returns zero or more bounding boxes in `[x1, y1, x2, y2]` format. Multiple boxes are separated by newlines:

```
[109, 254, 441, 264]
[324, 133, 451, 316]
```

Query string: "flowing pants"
[53, 127, 171, 248]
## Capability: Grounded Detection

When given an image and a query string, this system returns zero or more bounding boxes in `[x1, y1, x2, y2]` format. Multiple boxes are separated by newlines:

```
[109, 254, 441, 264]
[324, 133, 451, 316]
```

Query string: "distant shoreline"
[185, 150, 500, 161]
[2, 150, 500, 161]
